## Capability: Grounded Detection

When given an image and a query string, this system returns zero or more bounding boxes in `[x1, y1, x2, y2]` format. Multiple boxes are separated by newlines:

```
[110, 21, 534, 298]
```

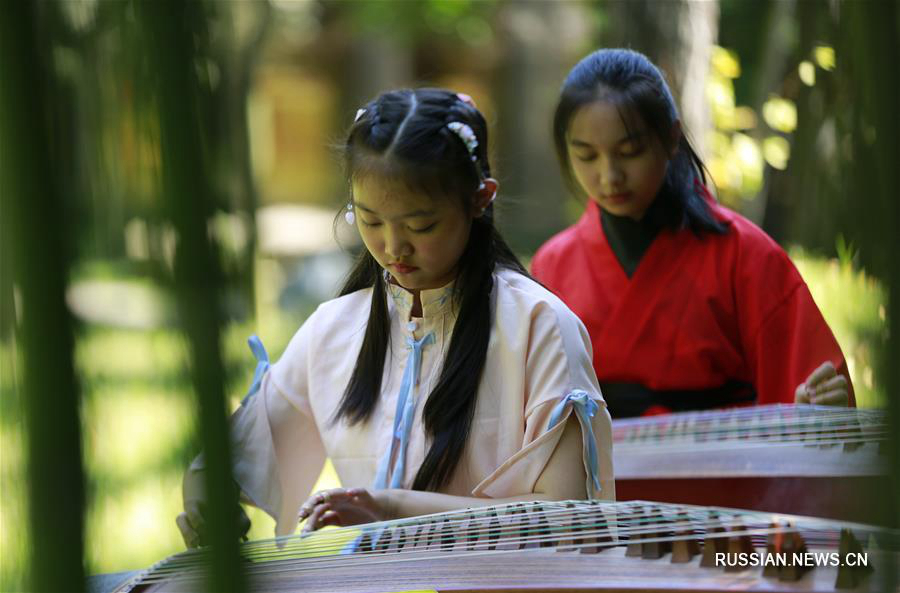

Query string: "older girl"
[532, 49, 852, 418]
[178, 88, 613, 545]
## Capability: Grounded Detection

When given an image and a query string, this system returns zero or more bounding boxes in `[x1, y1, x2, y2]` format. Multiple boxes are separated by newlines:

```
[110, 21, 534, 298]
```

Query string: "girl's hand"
[298, 488, 389, 534]
[177, 469, 252, 549]
[175, 502, 250, 548]
[178, 468, 207, 548]
[794, 361, 849, 406]
[176, 507, 203, 549]
[175, 501, 251, 549]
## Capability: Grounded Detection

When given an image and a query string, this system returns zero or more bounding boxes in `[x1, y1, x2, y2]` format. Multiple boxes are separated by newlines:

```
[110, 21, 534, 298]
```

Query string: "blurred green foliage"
[339, 0, 496, 46]
[705, 43, 829, 206]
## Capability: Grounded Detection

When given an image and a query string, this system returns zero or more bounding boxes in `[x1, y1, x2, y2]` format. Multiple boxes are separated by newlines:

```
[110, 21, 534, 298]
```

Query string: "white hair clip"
[446, 122, 479, 161]
[354, 108, 366, 122]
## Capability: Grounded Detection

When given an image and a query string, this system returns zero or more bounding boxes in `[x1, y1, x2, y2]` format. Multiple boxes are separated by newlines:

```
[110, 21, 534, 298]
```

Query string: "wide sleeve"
[187, 318, 327, 538]
[472, 299, 615, 501]
[736, 245, 855, 406]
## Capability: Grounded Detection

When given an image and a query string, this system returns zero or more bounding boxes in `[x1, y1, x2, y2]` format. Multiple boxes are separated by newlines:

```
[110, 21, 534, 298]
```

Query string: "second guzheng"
[612, 404, 888, 522]
[114, 499, 898, 592]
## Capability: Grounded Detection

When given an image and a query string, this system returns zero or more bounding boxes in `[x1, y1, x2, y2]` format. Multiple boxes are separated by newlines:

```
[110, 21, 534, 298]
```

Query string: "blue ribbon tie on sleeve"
[548, 390, 602, 499]
[242, 334, 270, 405]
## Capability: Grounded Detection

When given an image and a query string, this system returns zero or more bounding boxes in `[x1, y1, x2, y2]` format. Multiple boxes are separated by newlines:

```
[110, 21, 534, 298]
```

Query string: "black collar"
[598, 206, 661, 278]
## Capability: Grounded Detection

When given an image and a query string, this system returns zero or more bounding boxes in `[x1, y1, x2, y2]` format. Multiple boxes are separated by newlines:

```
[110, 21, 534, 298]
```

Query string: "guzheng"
[612, 404, 889, 523]
[111, 500, 898, 592]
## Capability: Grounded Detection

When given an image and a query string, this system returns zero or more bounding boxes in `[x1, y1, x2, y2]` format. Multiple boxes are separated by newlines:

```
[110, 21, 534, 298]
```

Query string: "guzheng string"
[127, 500, 898, 587]
[613, 405, 886, 451]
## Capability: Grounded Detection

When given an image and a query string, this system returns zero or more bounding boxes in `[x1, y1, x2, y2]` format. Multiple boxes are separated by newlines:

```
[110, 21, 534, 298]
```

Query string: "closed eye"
[573, 152, 596, 163]
[409, 222, 437, 233]
[618, 143, 645, 157]
[360, 219, 382, 227]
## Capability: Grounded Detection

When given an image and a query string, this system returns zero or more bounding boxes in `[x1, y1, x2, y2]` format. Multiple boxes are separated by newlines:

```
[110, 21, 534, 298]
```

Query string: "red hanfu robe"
[532, 199, 854, 414]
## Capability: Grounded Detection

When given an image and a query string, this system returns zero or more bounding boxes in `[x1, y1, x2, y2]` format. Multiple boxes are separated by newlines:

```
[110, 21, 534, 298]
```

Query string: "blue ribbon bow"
[548, 390, 602, 499]
[242, 334, 270, 405]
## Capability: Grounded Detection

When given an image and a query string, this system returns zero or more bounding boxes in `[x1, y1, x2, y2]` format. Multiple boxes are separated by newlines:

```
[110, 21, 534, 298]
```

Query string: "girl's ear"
[473, 178, 498, 217]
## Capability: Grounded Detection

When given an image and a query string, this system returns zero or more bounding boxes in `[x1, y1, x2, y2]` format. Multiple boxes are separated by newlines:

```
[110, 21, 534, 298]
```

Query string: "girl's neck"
[410, 291, 423, 317]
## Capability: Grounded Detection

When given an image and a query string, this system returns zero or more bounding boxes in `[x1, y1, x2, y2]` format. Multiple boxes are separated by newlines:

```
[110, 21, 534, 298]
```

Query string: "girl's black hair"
[553, 48, 728, 235]
[335, 88, 529, 492]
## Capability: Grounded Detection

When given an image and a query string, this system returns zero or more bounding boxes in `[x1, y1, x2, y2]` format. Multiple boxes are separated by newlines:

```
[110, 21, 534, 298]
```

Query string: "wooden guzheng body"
[114, 500, 898, 592]
[612, 405, 888, 523]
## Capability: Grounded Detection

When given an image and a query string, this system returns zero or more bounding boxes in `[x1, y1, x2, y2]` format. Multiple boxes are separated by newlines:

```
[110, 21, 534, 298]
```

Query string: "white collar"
[385, 276, 456, 320]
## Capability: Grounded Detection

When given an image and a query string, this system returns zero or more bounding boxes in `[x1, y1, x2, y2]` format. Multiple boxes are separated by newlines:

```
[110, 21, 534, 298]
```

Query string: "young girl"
[531, 49, 853, 418]
[177, 88, 614, 545]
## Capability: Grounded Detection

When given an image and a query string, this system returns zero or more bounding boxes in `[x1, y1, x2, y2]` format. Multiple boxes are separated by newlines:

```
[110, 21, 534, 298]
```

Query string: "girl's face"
[566, 100, 672, 220]
[352, 175, 475, 291]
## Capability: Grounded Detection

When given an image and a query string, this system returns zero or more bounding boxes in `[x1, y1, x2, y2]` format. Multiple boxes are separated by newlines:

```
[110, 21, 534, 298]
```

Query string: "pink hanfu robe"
[189, 268, 615, 537]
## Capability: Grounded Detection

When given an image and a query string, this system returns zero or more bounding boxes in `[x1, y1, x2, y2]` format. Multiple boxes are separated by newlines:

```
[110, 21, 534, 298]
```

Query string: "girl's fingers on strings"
[344, 487, 370, 501]
[817, 374, 848, 393]
[811, 389, 849, 407]
[794, 383, 812, 404]
[805, 361, 837, 387]
[298, 499, 312, 519]
[797, 361, 839, 404]
[299, 490, 333, 519]
[322, 488, 352, 503]
[184, 508, 204, 530]
[302, 502, 330, 535]
[312, 507, 342, 530]
[183, 501, 205, 528]
[176, 512, 200, 549]
[317, 510, 342, 529]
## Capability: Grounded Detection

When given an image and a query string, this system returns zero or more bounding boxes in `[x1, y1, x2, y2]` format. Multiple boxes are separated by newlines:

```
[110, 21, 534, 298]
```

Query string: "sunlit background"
[1, 1, 896, 590]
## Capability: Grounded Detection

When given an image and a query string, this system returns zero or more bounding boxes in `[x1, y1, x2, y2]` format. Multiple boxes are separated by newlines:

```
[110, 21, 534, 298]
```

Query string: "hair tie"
[456, 93, 476, 108]
[354, 108, 366, 122]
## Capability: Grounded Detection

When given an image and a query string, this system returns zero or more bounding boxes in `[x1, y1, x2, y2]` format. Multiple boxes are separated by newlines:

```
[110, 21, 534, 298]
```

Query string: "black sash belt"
[600, 380, 757, 418]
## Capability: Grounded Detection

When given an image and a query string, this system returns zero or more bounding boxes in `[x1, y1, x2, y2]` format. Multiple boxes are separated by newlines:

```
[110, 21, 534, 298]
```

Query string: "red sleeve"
[736, 243, 855, 406]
